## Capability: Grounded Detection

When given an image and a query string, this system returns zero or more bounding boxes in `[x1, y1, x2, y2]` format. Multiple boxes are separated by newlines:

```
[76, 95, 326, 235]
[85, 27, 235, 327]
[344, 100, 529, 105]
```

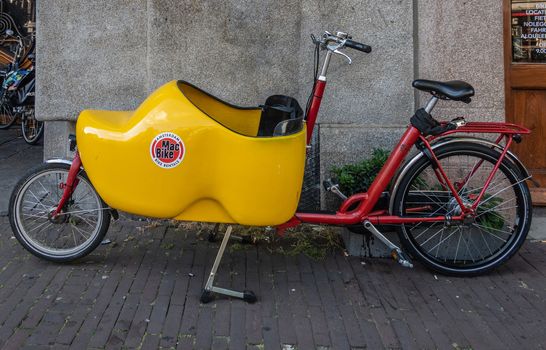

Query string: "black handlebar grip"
[345, 39, 372, 53]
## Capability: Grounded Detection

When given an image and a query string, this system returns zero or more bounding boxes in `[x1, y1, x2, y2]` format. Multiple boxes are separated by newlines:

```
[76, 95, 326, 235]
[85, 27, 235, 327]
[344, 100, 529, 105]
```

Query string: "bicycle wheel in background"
[392, 142, 532, 276]
[21, 110, 44, 144]
[0, 100, 16, 129]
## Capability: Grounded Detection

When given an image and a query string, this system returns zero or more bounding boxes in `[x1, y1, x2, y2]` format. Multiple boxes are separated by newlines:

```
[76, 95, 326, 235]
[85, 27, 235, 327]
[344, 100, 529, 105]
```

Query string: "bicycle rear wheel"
[392, 142, 532, 276]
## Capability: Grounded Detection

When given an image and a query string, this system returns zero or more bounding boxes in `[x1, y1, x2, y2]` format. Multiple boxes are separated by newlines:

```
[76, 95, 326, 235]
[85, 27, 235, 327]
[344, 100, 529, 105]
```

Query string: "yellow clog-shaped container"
[76, 81, 306, 226]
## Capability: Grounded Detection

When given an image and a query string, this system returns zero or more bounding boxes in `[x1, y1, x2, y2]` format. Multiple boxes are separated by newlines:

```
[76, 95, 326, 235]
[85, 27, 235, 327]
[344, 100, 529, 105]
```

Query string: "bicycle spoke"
[56, 208, 107, 216]
[36, 222, 54, 237]
[28, 190, 49, 211]
[72, 224, 91, 240]
[23, 199, 48, 210]
[14, 168, 106, 257]
[462, 178, 505, 197]
[435, 227, 445, 258]
[36, 180, 58, 206]
[76, 187, 93, 203]
[22, 206, 47, 214]
[478, 176, 530, 208]
[479, 209, 507, 224]
[420, 225, 446, 247]
[72, 213, 97, 228]
[461, 231, 476, 263]
[427, 226, 460, 254]
[407, 189, 451, 230]
[27, 219, 52, 233]
[22, 212, 49, 219]
[414, 222, 440, 240]
[468, 232, 486, 260]
[479, 228, 493, 256]
[454, 229, 462, 262]
[399, 147, 527, 271]
[25, 214, 48, 227]
[472, 223, 509, 243]
[70, 226, 78, 246]
[475, 197, 517, 218]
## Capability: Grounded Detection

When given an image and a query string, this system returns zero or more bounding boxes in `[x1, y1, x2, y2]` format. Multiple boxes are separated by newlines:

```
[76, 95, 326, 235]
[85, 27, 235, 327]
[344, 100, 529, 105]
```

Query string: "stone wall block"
[36, 0, 148, 121]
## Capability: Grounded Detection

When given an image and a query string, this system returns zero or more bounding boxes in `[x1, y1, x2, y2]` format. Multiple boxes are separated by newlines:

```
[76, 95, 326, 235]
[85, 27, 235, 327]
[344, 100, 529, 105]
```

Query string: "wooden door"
[505, 0, 546, 205]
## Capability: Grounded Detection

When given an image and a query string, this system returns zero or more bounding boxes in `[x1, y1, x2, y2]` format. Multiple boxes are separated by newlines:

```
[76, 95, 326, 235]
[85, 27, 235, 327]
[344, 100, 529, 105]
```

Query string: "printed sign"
[150, 132, 185, 169]
[512, 0, 546, 62]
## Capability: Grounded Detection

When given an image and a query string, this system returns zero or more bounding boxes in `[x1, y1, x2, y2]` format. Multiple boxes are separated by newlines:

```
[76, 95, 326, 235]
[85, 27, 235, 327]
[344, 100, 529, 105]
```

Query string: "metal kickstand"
[200, 225, 257, 304]
[363, 220, 413, 268]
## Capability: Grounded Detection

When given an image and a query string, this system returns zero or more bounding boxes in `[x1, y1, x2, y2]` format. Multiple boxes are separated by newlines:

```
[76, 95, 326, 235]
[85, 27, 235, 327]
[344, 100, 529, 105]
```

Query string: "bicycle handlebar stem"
[307, 30, 372, 144]
[319, 50, 333, 80]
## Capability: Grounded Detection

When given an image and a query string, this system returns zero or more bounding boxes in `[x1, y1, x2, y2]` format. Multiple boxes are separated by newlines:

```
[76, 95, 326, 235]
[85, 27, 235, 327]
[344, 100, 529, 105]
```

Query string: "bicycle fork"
[52, 152, 82, 217]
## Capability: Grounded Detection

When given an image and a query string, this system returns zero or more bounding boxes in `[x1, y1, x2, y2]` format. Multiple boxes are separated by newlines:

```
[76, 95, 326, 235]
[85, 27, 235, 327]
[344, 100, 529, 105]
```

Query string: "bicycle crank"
[363, 220, 413, 268]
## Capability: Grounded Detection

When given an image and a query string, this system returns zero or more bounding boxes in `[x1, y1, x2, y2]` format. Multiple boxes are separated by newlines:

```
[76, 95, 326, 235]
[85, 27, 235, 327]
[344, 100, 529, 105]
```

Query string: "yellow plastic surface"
[76, 80, 306, 226]
[179, 83, 262, 137]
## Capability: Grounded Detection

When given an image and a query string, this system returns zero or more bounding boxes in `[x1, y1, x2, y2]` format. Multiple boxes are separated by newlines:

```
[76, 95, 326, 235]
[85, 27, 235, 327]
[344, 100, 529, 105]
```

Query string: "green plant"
[331, 148, 390, 196]
[476, 196, 505, 232]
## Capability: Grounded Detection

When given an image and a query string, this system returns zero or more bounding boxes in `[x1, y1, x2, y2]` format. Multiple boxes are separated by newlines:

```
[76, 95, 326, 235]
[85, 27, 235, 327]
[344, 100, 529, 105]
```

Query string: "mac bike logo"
[150, 132, 185, 169]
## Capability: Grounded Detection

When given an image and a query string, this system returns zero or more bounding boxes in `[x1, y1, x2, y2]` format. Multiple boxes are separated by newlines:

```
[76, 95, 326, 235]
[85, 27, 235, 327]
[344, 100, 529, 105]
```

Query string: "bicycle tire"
[21, 114, 44, 145]
[392, 142, 532, 276]
[9, 163, 111, 262]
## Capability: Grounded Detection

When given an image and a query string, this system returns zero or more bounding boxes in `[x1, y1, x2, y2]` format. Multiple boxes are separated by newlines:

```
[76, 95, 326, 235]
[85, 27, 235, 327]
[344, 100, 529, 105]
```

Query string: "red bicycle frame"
[52, 152, 82, 216]
[54, 44, 531, 230]
[281, 72, 531, 231]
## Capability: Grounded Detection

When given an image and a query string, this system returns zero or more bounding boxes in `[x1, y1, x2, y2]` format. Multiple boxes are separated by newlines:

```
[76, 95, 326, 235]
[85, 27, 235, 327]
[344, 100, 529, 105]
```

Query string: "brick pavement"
[0, 215, 545, 349]
[2, 127, 546, 349]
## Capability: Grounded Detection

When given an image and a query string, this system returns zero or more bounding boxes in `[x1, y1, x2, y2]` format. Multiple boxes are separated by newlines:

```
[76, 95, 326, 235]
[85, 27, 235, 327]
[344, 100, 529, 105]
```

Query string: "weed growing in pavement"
[126, 214, 345, 260]
[165, 220, 344, 260]
[226, 224, 344, 260]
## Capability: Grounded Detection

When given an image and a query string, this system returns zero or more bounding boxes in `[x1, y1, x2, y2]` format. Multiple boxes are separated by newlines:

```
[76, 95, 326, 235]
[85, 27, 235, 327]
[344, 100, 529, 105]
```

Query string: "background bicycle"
[0, 1, 40, 145]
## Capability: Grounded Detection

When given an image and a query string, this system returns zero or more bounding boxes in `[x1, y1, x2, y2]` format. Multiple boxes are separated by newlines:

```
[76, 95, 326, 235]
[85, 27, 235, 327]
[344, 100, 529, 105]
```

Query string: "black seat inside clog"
[412, 79, 475, 103]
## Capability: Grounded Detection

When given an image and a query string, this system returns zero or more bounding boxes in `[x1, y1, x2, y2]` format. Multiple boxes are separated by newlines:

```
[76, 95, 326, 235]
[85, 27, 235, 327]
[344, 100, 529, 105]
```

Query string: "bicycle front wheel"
[9, 163, 111, 262]
[392, 142, 532, 276]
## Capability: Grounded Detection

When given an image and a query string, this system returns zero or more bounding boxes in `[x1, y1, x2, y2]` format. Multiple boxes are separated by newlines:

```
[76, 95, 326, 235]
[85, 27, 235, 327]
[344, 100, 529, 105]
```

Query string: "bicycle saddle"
[412, 79, 474, 103]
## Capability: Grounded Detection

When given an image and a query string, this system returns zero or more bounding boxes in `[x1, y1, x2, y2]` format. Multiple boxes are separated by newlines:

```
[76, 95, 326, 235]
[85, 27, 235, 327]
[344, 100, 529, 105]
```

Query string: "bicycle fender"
[431, 137, 534, 182]
[45, 158, 83, 169]
[388, 137, 535, 214]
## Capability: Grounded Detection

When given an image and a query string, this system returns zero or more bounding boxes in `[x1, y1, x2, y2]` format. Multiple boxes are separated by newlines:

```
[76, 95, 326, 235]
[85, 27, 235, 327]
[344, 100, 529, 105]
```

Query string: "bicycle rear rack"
[431, 121, 531, 139]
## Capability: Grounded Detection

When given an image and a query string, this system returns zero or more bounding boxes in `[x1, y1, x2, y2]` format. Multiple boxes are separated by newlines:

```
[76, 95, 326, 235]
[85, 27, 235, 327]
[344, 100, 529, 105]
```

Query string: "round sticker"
[150, 132, 185, 169]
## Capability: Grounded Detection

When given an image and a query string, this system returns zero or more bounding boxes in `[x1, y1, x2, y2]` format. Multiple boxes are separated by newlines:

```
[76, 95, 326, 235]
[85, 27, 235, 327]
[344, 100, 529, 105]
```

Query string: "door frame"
[503, 0, 546, 205]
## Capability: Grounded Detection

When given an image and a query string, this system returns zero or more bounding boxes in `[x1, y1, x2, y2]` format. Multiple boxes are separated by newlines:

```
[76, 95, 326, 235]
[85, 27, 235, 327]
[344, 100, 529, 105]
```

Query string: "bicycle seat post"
[424, 96, 439, 114]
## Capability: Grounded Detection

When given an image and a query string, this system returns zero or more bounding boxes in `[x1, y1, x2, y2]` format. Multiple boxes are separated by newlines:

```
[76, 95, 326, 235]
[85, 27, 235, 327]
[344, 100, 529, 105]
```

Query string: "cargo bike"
[9, 31, 534, 303]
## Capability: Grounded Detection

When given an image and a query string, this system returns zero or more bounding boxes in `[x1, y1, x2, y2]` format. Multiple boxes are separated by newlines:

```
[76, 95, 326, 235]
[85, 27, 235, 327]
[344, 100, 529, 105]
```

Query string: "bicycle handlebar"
[315, 32, 372, 54]
[345, 39, 372, 53]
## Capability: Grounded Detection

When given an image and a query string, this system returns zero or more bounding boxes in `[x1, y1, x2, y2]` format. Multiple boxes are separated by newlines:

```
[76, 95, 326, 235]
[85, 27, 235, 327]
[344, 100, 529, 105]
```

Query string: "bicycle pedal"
[322, 178, 347, 200]
[391, 249, 413, 268]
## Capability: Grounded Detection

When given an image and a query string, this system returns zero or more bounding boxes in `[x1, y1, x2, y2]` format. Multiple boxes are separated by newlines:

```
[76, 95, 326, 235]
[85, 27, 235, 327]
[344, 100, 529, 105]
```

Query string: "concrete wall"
[416, 0, 505, 122]
[37, 0, 505, 195]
